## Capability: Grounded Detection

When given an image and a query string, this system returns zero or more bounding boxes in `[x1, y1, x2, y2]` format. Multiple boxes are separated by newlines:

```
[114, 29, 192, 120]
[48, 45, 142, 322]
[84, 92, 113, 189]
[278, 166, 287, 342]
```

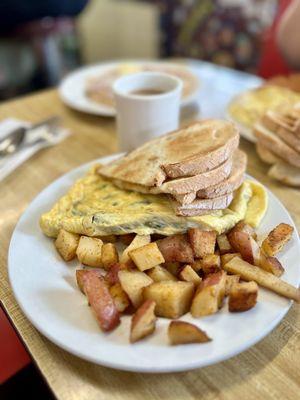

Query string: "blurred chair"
[77, 0, 160, 63]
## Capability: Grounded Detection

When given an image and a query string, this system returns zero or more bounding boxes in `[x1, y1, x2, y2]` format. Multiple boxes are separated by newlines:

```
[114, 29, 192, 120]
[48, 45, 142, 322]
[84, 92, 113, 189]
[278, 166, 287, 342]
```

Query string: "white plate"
[8, 155, 300, 373]
[59, 61, 200, 117]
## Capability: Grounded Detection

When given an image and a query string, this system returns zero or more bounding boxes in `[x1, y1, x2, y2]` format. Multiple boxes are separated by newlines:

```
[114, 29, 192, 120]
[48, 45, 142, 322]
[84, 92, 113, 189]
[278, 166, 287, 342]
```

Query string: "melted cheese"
[40, 166, 266, 238]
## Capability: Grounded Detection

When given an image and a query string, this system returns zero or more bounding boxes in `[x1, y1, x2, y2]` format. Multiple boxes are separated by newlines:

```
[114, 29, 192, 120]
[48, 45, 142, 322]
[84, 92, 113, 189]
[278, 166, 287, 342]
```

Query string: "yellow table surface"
[0, 89, 300, 400]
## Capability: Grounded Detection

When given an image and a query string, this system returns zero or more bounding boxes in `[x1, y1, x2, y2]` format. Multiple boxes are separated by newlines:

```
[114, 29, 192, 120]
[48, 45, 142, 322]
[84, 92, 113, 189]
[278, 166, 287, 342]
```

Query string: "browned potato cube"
[200, 254, 221, 275]
[101, 243, 119, 270]
[168, 321, 211, 345]
[262, 223, 294, 256]
[76, 236, 103, 267]
[129, 242, 165, 271]
[147, 265, 177, 282]
[55, 229, 79, 261]
[217, 234, 233, 255]
[225, 274, 240, 296]
[179, 265, 202, 284]
[228, 281, 258, 312]
[130, 300, 156, 343]
[221, 253, 241, 267]
[188, 228, 216, 258]
[109, 283, 130, 313]
[120, 234, 151, 265]
[165, 262, 181, 276]
[118, 270, 153, 308]
[191, 271, 226, 317]
[143, 281, 194, 319]
[228, 231, 260, 265]
[228, 221, 257, 241]
[259, 253, 284, 277]
[157, 234, 194, 263]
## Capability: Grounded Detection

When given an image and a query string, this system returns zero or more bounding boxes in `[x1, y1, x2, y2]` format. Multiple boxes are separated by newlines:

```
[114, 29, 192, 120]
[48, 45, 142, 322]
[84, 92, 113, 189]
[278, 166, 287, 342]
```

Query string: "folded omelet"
[40, 165, 268, 238]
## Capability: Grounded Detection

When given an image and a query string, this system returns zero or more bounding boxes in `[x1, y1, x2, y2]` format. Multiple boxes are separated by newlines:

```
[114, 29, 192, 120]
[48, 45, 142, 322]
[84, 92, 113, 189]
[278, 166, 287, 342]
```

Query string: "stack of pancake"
[254, 104, 300, 187]
[99, 120, 247, 216]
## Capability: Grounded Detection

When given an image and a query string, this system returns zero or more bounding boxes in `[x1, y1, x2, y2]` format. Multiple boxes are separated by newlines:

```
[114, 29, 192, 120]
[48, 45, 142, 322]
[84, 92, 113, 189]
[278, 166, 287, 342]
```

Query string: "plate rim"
[8, 155, 300, 373]
[59, 60, 201, 117]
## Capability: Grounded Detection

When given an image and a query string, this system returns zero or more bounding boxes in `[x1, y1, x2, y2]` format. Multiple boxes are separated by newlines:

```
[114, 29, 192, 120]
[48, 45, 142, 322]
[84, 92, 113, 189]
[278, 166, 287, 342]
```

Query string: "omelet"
[228, 85, 300, 129]
[40, 165, 267, 238]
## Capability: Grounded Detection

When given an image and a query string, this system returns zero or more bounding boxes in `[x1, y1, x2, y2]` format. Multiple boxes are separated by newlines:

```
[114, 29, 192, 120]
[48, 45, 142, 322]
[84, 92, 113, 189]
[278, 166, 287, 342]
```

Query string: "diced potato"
[187, 229, 216, 258]
[228, 221, 257, 241]
[179, 265, 202, 284]
[109, 283, 130, 313]
[228, 231, 260, 265]
[200, 254, 221, 275]
[262, 223, 294, 256]
[120, 234, 151, 265]
[191, 259, 202, 272]
[217, 234, 232, 255]
[225, 274, 240, 296]
[76, 236, 103, 267]
[76, 269, 103, 293]
[168, 321, 211, 345]
[105, 263, 128, 286]
[228, 281, 258, 312]
[191, 271, 227, 317]
[223, 256, 300, 302]
[259, 253, 284, 277]
[157, 234, 194, 263]
[129, 242, 165, 271]
[221, 253, 241, 267]
[143, 281, 195, 319]
[98, 235, 117, 243]
[101, 243, 119, 269]
[165, 262, 181, 276]
[118, 270, 153, 308]
[147, 265, 177, 282]
[55, 229, 79, 261]
[82, 271, 120, 332]
[130, 300, 156, 343]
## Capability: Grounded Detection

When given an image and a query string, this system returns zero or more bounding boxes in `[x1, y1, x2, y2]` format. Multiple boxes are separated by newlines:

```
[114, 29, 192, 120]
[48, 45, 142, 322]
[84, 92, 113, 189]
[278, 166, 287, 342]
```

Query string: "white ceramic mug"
[113, 72, 183, 151]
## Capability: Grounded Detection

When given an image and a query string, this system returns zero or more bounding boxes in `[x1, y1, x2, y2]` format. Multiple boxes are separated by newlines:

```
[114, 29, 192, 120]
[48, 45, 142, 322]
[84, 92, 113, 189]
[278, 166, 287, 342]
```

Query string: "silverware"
[0, 116, 61, 157]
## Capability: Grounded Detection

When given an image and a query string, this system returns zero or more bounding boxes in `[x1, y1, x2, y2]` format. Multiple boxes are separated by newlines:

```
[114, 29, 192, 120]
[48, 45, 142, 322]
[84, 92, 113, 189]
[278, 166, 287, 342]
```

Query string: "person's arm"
[277, 0, 300, 68]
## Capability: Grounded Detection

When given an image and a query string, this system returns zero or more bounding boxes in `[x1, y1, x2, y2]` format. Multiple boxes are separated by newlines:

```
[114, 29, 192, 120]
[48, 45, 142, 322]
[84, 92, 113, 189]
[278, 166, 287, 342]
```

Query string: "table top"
[1, 77, 300, 399]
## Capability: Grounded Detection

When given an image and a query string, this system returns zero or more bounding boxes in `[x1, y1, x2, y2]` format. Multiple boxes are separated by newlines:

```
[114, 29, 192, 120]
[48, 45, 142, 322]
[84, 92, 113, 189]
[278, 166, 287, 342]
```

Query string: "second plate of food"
[59, 60, 200, 116]
[8, 154, 300, 373]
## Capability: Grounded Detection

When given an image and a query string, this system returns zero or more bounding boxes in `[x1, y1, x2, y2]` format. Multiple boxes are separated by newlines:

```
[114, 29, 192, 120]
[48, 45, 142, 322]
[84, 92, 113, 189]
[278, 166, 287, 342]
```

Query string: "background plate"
[8, 155, 300, 373]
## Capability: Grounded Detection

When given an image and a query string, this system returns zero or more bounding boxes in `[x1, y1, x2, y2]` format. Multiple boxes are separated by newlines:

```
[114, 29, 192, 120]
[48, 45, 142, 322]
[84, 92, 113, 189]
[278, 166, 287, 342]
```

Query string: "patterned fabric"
[143, 0, 278, 73]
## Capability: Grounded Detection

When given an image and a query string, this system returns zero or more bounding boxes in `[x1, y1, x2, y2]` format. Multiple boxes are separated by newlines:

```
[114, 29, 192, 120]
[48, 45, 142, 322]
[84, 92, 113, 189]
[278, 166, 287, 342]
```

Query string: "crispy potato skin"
[55, 229, 79, 261]
[188, 229, 216, 258]
[228, 221, 257, 241]
[101, 243, 119, 270]
[76, 269, 103, 293]
[143, 281, 194, 319]
[105, 263, 128, 286]
[262, 223, 294, 256]
[168, 321, 211, 345]
[82, 271, 120, 331]
[228, 231, 260, 265]
[147, 265, 177, 282]
[129, 242, 165, 271]
[130, 300, 156, 343]
[157, 234, 194, 263]
[109, 283, 130, 313]
[228, 281, 258, 312]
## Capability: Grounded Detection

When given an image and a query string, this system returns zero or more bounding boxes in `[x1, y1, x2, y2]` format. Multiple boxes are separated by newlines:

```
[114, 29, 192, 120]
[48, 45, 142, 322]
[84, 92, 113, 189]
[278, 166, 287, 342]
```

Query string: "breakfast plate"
[59, 61, 200, 117]
[8, 155, 300, 373]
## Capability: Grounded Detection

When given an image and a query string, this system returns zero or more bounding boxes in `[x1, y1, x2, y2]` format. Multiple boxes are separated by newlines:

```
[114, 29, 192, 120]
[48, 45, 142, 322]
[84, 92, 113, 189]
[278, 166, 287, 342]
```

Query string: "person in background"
[277, 0, 300, 68]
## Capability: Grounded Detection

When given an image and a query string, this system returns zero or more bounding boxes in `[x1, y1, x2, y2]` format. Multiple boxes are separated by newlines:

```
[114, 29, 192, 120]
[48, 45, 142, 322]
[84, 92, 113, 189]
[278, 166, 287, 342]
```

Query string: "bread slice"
[111, 154, 233, 196]
[171, 193, 234, 217]
[196, 149, 246, 199]
[99, 120, 239, 187]
[268, 162, 300, 187]
[253, 123, 300, 168]
[256, 142, 282, 165]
